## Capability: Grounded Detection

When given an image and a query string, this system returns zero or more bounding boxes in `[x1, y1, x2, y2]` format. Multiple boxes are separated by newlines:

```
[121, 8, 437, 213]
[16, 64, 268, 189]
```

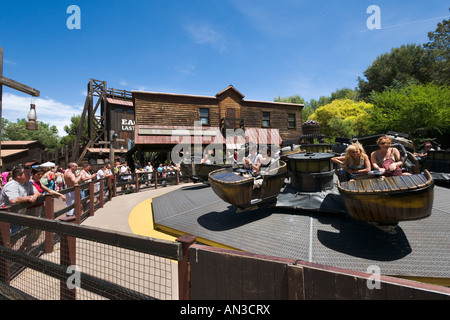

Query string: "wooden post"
[176, 234, 197, 300]
[99, 178, 104, 208]
[113, 174, 117, 197]
[154, 171, 158, 189]
[107, 176, 112, 201]
[0, 220, 11, 285]
[44, 194, 54, 253]
[135, 173, 139, 192]
[60, 233, 76, 300]
[89, 181, 95, 216]
[74, 186, 81, 224]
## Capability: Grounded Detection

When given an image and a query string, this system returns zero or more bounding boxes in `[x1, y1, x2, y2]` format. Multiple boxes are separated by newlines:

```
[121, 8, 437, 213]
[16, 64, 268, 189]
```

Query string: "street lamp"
[26, 103, 38, 130]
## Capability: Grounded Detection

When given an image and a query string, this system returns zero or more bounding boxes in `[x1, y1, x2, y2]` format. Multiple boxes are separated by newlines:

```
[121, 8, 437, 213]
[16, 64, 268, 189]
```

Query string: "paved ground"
[81, 183, 195, 239]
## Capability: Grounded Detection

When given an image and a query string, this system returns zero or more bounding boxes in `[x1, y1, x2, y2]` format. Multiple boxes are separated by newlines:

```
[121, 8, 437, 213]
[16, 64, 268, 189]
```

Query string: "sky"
[0, 0, 449, 137]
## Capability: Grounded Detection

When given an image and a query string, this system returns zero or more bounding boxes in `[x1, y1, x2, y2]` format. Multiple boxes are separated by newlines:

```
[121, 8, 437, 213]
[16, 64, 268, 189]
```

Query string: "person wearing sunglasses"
[370, 136, 409, 176]
[414, 141, 435, 159]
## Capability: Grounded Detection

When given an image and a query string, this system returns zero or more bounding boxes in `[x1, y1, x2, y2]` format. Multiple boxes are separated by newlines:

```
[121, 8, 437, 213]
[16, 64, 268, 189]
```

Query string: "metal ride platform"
[152, 183, 450, 284]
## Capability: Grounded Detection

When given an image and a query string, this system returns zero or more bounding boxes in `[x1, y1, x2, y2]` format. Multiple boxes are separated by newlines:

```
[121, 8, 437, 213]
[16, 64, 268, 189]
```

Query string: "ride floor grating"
[152, 183, 450, 280]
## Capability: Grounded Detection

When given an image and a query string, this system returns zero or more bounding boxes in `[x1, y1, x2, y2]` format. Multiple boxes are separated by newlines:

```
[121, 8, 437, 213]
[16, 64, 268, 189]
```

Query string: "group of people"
[0, 159, 186, 223]
[128, 161, 181, 181]
[242, 143, 280, 177]
[331, 136, 412, 181]
[0, 166, 67, 219]
[197, 143, 282, 180]
[2, 165, 66, 192]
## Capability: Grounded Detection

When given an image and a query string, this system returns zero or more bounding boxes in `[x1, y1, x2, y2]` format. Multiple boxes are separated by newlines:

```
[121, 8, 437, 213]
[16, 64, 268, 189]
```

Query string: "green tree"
[60, 114, 88, 146]
[2, 118, 60, 151]
[424, 18, 450, 85]
[274, 88, 360, 123]
[274, 94, 310, 120]
[358, 44, 437, 100]
[307, 99, 374, 141]
[368, 83, 450, 146]
[330, 87, 360, 101]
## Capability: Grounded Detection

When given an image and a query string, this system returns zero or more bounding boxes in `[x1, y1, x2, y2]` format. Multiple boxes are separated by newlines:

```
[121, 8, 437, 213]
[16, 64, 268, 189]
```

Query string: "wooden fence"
[183, 240, 450, 300]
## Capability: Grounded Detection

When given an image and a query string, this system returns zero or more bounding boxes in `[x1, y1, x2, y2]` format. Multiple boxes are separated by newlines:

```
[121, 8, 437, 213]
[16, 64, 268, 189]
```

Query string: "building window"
[288, 113, 296, 128]
[199, 108, 210, 125]
[262, 112, 270, 128]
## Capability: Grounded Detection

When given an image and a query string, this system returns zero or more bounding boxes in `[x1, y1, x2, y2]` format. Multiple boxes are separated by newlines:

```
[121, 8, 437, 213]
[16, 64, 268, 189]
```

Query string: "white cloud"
[185, 23, 226, 52]
[2, 92, 81, 137]
[228, 1, 306, 38]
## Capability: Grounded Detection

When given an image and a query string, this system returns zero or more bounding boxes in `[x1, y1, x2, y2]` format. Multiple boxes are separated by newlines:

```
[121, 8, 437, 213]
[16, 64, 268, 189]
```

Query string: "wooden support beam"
[0, 75, 40, 97]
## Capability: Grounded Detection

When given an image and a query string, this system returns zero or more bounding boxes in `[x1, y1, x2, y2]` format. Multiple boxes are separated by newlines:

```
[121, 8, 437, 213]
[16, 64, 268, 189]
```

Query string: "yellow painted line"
[128, 187, 242, 251]
[128, 196, 177, 242]
[155, 223, 242, 251]
[395, 276, 450, 288]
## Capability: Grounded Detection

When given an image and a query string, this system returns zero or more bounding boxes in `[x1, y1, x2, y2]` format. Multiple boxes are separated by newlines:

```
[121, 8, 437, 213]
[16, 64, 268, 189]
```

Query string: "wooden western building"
[130, 85, 304, 163]
[103, 91, 135, 150]
[0, 140, 46, 169]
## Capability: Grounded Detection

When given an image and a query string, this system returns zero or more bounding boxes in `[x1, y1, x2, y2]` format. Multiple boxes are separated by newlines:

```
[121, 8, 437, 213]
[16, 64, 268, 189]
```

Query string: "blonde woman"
[332, 142, 371, 180]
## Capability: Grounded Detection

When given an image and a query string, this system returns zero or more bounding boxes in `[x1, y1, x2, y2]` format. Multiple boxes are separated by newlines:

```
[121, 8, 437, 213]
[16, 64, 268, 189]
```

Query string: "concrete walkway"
[81, 183, 195, 240]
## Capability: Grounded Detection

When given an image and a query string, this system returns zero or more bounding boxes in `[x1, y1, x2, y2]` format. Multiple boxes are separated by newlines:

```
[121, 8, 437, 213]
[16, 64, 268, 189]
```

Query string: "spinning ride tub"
[180, 161, 232, 182]
[208, 161, 287, 211]
[337, 170, 434, 223]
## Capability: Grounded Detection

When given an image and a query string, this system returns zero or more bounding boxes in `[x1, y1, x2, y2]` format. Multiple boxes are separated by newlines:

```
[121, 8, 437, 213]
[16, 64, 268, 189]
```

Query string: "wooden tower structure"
[71, 78, 133, 164]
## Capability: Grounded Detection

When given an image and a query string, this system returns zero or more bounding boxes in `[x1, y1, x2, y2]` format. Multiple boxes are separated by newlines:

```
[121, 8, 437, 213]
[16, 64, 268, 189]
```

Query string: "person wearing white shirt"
[145, 162, 153, 184]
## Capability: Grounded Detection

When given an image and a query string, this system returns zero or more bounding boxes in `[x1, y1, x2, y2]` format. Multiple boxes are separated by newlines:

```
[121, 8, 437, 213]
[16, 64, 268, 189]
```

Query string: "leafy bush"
[307, 99, 374, 141]
[368, 83, 450, 144]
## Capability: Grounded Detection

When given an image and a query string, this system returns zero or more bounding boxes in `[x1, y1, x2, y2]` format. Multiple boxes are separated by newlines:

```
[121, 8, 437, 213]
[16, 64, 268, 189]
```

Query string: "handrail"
[0, 210, 182, 261]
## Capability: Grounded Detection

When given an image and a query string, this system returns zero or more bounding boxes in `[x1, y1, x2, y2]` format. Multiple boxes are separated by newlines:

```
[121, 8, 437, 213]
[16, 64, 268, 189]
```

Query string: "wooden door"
[226, 108, 237, 129]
